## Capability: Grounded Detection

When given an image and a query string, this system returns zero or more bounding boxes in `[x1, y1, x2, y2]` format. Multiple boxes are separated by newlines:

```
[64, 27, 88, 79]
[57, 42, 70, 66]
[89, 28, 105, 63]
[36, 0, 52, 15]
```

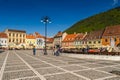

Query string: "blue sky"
[0, 0, 120, 37]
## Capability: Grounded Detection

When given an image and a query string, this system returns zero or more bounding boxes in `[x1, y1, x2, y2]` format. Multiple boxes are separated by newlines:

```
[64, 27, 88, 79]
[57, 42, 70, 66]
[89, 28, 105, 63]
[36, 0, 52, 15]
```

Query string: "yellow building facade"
[5, 29, 26, 49]
[26, 34, 36, 49]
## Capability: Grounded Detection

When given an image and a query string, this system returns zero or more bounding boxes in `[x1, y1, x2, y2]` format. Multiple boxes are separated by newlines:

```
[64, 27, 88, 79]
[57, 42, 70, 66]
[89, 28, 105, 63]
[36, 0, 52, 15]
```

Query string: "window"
[16, 39, 18, 42]
[23, 39, 25, 43]
[13, 39, 14, 42]
[9, 39, 11, 42]
[98, 41, 101, 44]
[20, 39, 22, 43]
[20, 34, 22, 37]
[23, 34, 25, 37]
[16, 34, 18, 37]
[94, 41, 96, 44]
[89, 41, 91, 44]
[13, 33, 14, 37]
[114, 38, 117, 42]
[9, 33, 11, 36]
[105, 39, 108, 42]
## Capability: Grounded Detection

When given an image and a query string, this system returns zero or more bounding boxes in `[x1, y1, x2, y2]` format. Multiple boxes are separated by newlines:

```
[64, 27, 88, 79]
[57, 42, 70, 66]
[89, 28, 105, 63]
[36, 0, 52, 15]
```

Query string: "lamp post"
[41, 16, 51, 55]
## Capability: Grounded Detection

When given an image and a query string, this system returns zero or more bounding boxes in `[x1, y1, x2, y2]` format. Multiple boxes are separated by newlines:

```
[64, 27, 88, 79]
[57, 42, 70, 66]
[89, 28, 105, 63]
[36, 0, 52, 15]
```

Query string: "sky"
[0, 0, 120, 37]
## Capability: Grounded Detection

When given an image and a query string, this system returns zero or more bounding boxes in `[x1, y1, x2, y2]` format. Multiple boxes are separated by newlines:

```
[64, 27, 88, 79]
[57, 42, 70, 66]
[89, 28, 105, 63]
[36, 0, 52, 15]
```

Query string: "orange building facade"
[62, 33, 78, 49]
[102, 25, 120, 47]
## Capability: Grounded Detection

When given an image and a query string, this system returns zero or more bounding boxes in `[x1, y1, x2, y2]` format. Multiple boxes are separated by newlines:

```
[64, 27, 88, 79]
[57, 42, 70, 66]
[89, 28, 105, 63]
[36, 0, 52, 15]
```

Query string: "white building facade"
[0, 32, 8, 49]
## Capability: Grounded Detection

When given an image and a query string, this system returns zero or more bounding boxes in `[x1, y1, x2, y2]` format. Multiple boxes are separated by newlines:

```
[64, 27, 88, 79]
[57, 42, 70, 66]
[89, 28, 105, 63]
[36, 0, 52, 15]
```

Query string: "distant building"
[53, 31, 63, 48]
[26, 34, 36, 49]
[82, 30, 104, 49]
[62, 33, 78, 49]
[46, 38, 54, 49]
[4, 29, 26, 49]
[102, 25, 120, 47]
[34, 32, 45, 49]
[74, 33, 87, 49]
[0, 32, 8, 49]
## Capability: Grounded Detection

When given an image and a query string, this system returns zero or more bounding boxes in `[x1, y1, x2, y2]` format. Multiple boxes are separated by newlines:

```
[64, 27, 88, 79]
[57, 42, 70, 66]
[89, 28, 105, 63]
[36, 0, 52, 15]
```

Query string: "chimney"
[74, 32, 76, 34]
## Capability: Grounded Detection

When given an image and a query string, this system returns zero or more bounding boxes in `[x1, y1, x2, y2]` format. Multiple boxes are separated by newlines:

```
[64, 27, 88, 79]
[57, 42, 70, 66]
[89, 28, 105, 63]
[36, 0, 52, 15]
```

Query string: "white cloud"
[112, 0, 118, 6]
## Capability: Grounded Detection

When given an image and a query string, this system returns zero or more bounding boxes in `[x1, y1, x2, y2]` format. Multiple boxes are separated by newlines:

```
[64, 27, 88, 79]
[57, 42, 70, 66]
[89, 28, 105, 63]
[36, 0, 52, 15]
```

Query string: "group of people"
[53, 47, 61, 56]
[32, 46, 61, 56]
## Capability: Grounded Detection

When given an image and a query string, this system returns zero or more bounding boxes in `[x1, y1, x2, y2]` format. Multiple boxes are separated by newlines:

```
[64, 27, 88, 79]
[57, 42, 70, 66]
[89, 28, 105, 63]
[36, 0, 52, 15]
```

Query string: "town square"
[0, 50, 120, 80]
[0, 0, 120, 80]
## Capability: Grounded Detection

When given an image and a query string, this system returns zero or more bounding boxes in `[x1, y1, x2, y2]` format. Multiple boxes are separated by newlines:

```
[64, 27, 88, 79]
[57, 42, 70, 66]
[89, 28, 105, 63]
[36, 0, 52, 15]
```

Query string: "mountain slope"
[64, 7, 120, 34]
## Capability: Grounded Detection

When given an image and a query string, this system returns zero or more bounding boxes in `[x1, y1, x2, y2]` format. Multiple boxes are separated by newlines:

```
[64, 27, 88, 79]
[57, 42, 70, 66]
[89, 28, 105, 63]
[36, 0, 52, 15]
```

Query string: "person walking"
[33, 46, 36, 55]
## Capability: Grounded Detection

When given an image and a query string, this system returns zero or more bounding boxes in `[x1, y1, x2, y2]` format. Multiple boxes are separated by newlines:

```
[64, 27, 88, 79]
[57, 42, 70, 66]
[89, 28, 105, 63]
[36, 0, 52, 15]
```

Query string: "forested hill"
[64, 7, 120, 34]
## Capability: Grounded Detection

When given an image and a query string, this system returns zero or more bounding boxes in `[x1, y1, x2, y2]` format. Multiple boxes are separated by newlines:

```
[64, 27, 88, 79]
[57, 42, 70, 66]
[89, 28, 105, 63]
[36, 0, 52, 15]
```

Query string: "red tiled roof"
[6, 29, 26, 33]
[0, 32, 8, 38]
[62, 33, 78, 42]
[47, 38, 54, 43]
[102, 25, 120, 37]
[83, 30, 104, 40]
[34, 32, 45, 38]
[26, 34, 36, 39]
[75, 33, 85, 40]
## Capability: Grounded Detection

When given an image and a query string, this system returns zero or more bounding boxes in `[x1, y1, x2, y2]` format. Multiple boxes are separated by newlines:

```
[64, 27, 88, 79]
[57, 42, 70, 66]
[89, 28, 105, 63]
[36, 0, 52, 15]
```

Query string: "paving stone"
[51, 62, 68, 66]
[84, 60, 99, 63]
[97, 67, 120, 73]
[113, 61, 120, 64]
[31, 64, 52, 69]
[67, 61, 86, 64]
[114, 65, 120, 69]
[19, 77, 41, 80]
[110, 70, 120, 76]
[61, 65, 87, 71]
[75, 70, 113, 80]
[4, 65, 29, 71]
[45, 73, 85, 80]
[36, 67, 64, 75]
[6, 62, 25, 66]
[104, 76, 120, 80]
[2, 70, 36, 80]
[97, 62, 117, 66]
[0, 63, 3, 67]
[28, 61, 45, 65]
[7, 60, 23, 63]
[82, 63, 105, 68]
[6, 62, 24, 64]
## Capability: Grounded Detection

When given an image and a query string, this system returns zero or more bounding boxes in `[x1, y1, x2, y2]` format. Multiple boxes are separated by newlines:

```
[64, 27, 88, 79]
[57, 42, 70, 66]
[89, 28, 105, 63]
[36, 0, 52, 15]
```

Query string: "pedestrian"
[33, 46, 36, 55]
[53, 47, 56, 55]
[56, 47, 60, 56]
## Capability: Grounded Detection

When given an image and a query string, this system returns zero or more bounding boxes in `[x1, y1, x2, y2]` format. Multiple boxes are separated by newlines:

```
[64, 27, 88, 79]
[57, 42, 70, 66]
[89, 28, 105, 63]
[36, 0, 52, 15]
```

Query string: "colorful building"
[5, 29, 26, 49]
[74, 33, 87, 49]
[102, 25, 120, 47]
[53, 31, 63, 47]
[0, 32, 8, 49]
[62, 33, 78, 49]
[46, 38, 54, 49]
[26, 34, 36, 49]
[82, 30, 104, 49]
[34, 32, 45, 49]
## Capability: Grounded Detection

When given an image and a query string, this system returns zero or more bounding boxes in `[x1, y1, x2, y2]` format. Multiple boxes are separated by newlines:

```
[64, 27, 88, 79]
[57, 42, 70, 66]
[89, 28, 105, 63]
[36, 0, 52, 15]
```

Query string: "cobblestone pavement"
[0, 50, 120, 80]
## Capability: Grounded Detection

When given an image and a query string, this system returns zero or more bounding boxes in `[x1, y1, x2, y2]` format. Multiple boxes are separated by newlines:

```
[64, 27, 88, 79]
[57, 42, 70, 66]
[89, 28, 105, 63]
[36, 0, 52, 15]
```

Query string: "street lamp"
[41, 16, 51, 55]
